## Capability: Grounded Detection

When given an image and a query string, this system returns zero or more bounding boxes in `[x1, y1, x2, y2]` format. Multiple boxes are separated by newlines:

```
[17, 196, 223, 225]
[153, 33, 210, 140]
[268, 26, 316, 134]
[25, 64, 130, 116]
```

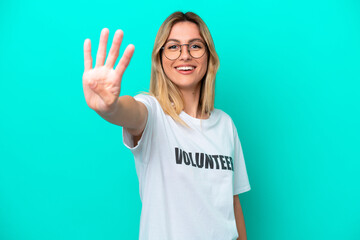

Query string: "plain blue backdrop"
[0, 0, 359, 239]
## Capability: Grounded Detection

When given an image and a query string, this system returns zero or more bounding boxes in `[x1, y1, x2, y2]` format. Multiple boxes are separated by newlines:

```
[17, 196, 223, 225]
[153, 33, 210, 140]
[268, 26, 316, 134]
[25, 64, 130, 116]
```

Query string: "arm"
[234, 195, 247, 240]
[96, 95, 147, 137]
[83, 28, 147, 137]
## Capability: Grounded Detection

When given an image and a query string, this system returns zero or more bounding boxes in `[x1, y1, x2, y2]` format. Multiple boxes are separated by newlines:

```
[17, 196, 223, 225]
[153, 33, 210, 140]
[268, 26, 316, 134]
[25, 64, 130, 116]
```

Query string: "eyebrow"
[166, 38, 204, 43]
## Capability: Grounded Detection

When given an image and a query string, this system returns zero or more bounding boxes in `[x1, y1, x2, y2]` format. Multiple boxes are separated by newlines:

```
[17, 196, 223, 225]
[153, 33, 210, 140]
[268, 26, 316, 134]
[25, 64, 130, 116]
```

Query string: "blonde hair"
[149, 11, 220, 125]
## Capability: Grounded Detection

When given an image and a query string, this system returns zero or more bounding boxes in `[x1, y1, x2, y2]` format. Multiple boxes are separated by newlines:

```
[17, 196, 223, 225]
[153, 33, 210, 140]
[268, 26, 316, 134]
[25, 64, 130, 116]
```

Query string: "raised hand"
[82, 28, 135, 114]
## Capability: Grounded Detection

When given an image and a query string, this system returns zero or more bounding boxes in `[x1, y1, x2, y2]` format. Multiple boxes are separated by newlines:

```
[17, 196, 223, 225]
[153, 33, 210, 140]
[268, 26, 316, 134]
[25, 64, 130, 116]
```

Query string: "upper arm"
[121, 94, 157, 151]
[124, 100, 148, 138]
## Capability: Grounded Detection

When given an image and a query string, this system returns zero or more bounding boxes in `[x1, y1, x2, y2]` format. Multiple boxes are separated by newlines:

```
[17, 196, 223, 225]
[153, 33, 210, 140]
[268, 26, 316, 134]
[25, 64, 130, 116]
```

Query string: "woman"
[83, 11, 251, 240]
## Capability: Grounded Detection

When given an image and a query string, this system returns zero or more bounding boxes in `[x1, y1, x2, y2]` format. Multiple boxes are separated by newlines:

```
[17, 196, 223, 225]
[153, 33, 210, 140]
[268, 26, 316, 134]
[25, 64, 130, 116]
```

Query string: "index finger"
[115, 44, 135, 77]
[84, 39, 93, 71]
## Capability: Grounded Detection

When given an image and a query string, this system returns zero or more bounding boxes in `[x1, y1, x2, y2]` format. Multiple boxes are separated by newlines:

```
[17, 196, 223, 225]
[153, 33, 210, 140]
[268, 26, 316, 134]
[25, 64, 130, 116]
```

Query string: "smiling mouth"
[175, 66, 196, 71]
[175, 66, 196, 75]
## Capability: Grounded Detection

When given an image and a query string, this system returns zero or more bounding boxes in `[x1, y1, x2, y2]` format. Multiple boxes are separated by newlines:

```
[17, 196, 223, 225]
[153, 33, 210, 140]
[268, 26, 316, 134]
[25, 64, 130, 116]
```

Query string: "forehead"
[167, 21, 203, 42]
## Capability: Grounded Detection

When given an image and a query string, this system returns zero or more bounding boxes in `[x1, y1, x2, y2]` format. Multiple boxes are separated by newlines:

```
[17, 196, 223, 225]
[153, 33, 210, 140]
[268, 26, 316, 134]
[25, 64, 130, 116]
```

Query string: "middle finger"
[105, 29, 124, 68]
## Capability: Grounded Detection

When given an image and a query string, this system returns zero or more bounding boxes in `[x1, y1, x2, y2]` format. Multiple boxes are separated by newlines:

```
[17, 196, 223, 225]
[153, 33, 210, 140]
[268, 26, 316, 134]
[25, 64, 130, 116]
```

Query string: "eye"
[190, 43, 203, 49]
[166, 44, 180, 50]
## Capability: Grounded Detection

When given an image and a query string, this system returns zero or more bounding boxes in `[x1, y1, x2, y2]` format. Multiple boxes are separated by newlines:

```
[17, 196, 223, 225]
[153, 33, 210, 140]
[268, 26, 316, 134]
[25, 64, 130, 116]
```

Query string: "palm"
[82, 28, 135, 114]
[83, 67, 121, 112]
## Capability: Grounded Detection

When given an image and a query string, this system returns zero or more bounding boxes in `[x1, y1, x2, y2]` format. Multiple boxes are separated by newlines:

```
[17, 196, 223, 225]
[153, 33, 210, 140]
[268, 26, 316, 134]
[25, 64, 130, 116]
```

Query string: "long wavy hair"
[149, 11, 220, 125]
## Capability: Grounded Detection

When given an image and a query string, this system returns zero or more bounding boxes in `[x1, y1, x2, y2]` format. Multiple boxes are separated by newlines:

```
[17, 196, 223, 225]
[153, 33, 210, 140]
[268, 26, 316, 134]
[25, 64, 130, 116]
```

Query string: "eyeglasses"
[161, 41, 207, 60]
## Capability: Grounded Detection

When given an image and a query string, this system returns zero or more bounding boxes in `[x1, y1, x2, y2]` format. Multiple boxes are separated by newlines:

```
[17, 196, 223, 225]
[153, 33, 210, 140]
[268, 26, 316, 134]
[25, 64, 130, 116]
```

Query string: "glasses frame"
[161, 41, 208, 60]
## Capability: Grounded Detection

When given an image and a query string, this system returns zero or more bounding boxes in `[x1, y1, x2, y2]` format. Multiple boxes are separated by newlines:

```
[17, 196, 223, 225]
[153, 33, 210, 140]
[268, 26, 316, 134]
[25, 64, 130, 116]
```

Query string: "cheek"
[199, 58, 208, 75]
[161, 57, 173, 75]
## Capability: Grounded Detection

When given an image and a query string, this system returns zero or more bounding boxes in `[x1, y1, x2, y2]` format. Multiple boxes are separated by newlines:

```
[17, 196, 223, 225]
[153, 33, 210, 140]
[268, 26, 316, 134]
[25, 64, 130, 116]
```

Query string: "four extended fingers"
[85, 28, 134, 74]
[105, 30, 124, 68]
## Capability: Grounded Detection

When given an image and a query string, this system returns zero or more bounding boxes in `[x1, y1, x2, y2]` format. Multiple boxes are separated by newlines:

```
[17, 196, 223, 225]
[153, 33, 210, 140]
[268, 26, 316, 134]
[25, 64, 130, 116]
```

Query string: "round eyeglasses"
[161, 41, 207, 60]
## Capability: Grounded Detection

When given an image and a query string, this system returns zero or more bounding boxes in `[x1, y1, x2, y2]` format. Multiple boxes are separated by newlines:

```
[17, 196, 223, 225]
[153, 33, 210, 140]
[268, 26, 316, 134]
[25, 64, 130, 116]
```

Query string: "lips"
[176, 66, 195, 70]
[175, 65, 196, 75]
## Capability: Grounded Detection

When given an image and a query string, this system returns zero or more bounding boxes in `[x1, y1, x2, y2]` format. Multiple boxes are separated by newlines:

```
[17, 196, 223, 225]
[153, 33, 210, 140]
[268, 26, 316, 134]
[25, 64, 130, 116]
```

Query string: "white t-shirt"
[122, 94, 251, 240]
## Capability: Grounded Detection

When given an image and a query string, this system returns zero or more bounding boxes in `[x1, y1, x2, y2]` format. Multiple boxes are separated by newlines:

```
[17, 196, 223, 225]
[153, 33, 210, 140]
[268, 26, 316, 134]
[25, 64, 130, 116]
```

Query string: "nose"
[178, 44, 191, 60]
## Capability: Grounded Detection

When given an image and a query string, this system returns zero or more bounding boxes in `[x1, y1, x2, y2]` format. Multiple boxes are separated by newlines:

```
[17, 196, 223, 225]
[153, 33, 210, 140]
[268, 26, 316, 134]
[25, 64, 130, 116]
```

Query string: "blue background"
[1, 0, 359, 239]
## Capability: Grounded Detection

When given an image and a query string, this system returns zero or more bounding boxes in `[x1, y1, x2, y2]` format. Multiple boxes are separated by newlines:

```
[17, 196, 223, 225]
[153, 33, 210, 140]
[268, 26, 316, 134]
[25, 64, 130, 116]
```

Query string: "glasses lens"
[189, 41, 206, 58]
[163, 43, 180, 60]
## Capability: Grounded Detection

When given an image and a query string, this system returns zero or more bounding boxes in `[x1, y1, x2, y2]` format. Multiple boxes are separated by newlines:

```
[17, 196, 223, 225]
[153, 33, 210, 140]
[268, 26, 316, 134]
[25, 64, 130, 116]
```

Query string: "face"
[161, 21, 208, 92]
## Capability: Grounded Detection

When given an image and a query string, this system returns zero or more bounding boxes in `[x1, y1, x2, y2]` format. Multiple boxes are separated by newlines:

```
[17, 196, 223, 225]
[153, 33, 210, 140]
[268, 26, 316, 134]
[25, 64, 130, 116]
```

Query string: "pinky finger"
[84, 39, 93, 71]
[115, 44, 135, 77]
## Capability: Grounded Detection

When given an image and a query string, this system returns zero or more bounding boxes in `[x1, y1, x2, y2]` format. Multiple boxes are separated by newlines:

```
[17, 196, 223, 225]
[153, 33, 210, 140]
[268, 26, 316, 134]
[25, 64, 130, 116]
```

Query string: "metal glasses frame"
[161, 42, 208, 60]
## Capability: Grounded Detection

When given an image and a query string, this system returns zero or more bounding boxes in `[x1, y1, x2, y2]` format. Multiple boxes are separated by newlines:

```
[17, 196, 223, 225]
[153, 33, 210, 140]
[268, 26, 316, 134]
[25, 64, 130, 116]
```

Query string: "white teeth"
[176, 66, 195, 71]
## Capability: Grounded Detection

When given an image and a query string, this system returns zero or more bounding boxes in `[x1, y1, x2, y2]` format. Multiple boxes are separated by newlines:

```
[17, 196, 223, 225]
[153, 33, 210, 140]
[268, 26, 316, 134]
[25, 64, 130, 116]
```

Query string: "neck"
[180, 84, 208, 119]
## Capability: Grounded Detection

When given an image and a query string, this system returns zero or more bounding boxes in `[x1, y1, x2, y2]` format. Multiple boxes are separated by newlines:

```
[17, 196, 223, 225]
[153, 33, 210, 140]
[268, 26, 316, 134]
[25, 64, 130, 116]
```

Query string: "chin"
[172, 79, 202, 90]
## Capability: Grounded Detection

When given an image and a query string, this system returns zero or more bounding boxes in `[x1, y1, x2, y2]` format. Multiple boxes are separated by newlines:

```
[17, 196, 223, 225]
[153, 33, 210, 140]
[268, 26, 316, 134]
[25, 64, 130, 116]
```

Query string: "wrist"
[98, 98, 120, 116]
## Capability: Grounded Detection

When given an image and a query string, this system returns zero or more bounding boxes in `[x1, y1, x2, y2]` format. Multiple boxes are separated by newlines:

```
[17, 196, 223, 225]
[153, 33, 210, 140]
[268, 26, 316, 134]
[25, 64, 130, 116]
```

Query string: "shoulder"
[212, 108, 234, 124]
[133, 93, 160, 109]
[212, 108, 238, 135]
[134, 93, 157, 103]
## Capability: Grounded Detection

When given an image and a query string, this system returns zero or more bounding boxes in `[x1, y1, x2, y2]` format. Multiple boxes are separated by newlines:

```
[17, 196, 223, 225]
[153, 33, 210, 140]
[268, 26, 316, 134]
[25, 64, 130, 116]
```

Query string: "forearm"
[234, 195, 247, 240]
[96, 95, 146, 133]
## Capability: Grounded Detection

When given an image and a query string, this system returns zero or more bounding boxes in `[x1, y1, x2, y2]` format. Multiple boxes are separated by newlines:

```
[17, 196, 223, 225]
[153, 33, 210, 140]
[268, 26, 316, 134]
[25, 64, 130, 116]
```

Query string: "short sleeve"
[232, 122, 251, 195]
[122, 94, 156, 161]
